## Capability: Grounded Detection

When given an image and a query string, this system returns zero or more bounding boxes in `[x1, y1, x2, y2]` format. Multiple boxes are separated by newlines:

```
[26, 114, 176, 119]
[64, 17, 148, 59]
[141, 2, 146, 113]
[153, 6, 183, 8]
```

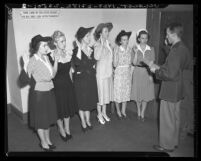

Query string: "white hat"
[136, 29, 148, 37]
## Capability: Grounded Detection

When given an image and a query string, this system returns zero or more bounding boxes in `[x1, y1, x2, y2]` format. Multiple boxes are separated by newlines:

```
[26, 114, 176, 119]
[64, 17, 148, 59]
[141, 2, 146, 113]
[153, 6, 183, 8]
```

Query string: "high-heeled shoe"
[59, 133, 68, 142]
[141, 117, 145, 122]
[48, 144, 56, 149]
[116, 113, 122, 120]
[97, 115, 105, 124]
[102, 114, 110, 122]
[87, 124, 93, 130]
[122, 114, 127, 119]
[81, 126, 88, 133]
[66, 133, 73, 140]
[39, 143, 53, 152]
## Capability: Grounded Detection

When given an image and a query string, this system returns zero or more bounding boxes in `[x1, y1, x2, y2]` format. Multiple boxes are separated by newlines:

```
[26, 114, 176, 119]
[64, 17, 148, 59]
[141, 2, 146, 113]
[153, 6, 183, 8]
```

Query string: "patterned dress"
[113, 46, 132, 103]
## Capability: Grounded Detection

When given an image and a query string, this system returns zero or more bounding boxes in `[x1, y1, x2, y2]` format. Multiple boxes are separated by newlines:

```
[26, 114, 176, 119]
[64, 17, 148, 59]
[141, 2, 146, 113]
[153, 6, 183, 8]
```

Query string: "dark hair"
[136, 30, 150, 44]
[166, 22, 183, 38]
[115, 35, 129, 46]
[29, 41, 41, 57]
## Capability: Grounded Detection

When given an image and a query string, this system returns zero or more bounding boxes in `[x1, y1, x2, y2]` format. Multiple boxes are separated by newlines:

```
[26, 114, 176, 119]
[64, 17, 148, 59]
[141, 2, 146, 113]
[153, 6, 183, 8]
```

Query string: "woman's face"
[82, 32, 91, 45]
[120, 35, 129, 46]
[101, 27, 109, 39]
[55, 36, 66, 50]
[138, 34, 148, 44]
[38, 41, 49, 55]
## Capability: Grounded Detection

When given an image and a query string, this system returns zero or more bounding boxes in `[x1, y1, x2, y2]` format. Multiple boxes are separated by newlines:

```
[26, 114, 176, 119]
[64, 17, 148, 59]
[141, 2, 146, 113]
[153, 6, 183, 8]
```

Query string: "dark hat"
[115, 30, 132, 45]
[75, 27, 94, 43]
[95, 22, 113, 34]
[94, 22, 113, 40]
[31, 34, 52, 50]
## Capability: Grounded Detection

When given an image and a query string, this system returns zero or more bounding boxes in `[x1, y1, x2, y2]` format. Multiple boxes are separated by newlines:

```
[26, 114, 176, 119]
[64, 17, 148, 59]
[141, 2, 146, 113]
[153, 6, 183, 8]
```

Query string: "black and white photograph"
[5, 3, 196, 157]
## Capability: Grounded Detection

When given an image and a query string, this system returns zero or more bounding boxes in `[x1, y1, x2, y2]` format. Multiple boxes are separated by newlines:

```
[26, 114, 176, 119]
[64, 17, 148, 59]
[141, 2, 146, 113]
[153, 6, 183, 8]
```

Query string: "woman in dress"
[93, 22, 114, 124]
[48, 31, 78, 141]
[72, 27, 98, 132]
[131, 29, 155, 122]
[113, 30, 133, 119]
[23, 35, 58, 151]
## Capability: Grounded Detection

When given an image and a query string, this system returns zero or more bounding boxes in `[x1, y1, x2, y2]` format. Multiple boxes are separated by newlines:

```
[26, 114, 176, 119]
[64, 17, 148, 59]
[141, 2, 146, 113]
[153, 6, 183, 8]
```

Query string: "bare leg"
[121, 102, 127, 116]
[136, 101, 141, 117]
[37, 129, 49, 148]
[102, 104, 110, 121]
[85, 111, 91, 126]
[57, 119, 66, 137]
[79, 110, 87, 128]
[44, 128, 52, 145]
[115, 102, 122, 117]
[97, 104, 105, 124]
[64, 117, 70, 135]
[141, 101, 147, 119]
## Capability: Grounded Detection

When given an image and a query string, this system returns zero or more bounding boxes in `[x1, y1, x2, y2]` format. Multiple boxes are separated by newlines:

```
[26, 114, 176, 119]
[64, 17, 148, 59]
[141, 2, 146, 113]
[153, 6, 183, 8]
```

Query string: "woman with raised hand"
[93, 22, 114, 124]
[23, 35, 58, 151]
[113, 30, 133, 119]
[48, 31, 78, 142]
[131, 29, 155, 122]
[72, 26, 98, 132]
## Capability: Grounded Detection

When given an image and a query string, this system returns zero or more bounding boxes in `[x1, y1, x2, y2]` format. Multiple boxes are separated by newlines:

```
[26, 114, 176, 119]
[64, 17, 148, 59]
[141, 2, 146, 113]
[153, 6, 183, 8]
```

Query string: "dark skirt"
[74, 74, 98, 111]
[54, 79, 78, 119]
[29, 89, 58, 130]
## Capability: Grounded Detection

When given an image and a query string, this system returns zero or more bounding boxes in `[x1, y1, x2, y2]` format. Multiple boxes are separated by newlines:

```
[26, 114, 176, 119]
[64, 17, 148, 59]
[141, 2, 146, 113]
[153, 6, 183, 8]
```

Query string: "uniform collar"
[136, 44, 151, 54]
[171, 40, 182, 49]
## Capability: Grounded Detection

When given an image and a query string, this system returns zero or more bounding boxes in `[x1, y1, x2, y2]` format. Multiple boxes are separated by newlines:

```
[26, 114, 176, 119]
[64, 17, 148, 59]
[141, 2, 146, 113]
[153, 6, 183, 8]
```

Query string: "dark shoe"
[66, 133, 73, 140]
[141, 117, 145, 122]
[122, 114, 127, 119]
[174, 145, 178, 149]
[39, 143, 53, 152]
[81, 126, 88, 133]
[137, 116, 141, 120]
[48, 144, 56, 149]
[87, 125, 93, 130]
[116, 113, 122, 120]
[59, 133, 68, 142]
[153, 145, 174, 152]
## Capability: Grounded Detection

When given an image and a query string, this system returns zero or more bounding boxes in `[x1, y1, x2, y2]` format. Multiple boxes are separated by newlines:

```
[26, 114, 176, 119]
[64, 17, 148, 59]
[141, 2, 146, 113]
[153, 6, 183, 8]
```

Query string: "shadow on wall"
[17, 55, 36, 130]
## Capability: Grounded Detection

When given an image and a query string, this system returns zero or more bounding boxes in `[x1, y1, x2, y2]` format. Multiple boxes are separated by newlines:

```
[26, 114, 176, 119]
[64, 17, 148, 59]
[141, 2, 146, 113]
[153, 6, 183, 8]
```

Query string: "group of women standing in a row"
[23, 22, 155, 151]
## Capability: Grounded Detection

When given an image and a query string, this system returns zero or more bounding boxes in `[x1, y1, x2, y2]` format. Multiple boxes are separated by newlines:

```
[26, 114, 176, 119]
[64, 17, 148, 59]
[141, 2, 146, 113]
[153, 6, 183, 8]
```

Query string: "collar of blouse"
[136, 44, 151, 57]
[51, 49, 72, 63]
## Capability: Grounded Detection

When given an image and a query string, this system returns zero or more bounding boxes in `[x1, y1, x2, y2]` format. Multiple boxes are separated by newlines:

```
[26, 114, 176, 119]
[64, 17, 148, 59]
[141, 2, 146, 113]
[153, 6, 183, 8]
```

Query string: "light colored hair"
[52, 30, 65, 43]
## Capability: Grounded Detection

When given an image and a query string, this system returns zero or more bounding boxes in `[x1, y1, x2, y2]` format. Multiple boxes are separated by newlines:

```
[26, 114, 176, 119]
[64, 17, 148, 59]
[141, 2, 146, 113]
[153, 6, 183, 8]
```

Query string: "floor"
[7, 102, 194, 157]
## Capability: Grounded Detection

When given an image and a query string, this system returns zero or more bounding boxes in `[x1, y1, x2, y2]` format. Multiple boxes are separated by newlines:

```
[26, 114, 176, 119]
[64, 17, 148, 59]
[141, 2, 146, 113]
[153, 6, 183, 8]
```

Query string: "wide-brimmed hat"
[75, 26, 94, 43]
[31, 34, 52, 50]
[115, 30, 132, 45]
[94, 22, 113, 40]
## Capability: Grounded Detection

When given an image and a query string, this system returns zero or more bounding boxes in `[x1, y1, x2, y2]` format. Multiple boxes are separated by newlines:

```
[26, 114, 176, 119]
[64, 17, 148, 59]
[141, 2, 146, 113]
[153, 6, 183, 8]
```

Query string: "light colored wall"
[7, 19, 22, 111]
[11, 8, 147, 113]
[7, 75, 11, 104]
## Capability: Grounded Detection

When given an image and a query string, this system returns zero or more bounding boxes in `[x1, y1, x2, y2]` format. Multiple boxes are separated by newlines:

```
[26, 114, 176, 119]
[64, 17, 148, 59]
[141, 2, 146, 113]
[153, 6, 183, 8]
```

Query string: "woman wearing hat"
[47, 30, 78, 141]
[71, 26, 98, 132]
[113, 30, 133, 119]
[131, 29, 155, 122]
[93, 22, 114, 124]
[23, 35, 59, 151]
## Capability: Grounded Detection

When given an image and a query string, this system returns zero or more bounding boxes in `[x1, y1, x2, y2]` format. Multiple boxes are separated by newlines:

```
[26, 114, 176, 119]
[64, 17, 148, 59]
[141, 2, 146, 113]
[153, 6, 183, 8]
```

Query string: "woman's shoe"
[137, 116, 141, 120]
[59, 133, 68, 142]
[87, 125, 93, 130]
[97, 115, 105, 124]
[66, 133, 73, 140]
[81, 126, 88, 133]
[102, 114, 111, 122]
[39, 143, 53, 152]
[117, 113, 122, 120]
[48, 144, 56, 149]
[122, 113, 127, 119]
[141, 117, 145, 122]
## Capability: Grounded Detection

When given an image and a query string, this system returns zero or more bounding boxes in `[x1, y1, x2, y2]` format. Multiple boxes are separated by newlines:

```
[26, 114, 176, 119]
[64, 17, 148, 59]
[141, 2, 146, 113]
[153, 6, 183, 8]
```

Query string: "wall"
[7, 75, 11, 104]
[11, 8, 147, 113]
[7, 19, 22, 112]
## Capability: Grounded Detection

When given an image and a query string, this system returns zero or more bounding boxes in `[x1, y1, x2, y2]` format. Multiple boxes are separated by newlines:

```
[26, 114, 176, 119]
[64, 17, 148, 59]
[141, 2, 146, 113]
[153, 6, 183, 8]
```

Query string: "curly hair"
[49, 30, 65, 50]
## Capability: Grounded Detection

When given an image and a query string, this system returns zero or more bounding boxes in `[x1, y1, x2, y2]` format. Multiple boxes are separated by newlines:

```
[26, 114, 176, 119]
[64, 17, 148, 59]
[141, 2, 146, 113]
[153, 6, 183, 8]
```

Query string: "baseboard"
[7, 104, 28, 124]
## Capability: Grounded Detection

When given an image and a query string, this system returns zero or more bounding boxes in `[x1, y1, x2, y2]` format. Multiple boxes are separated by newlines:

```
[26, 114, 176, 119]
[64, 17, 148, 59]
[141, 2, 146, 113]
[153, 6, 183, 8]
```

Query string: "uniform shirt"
[94, 40, 113, 79]
[155, 41, 191, 102]
[27, 54, 54, 91]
